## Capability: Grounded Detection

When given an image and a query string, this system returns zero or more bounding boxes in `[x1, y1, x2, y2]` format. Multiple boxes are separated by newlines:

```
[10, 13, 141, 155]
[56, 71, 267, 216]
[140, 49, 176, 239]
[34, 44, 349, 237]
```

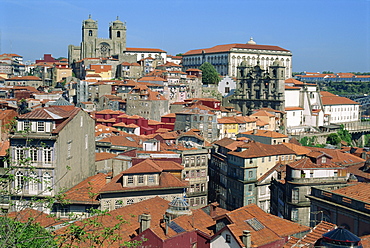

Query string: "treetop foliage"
[199, 62, 220, 85]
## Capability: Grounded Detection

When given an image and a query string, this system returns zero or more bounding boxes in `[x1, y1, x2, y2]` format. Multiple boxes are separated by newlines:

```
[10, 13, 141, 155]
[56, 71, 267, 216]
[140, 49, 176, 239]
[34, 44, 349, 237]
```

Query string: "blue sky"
[1, 0, 369, 73]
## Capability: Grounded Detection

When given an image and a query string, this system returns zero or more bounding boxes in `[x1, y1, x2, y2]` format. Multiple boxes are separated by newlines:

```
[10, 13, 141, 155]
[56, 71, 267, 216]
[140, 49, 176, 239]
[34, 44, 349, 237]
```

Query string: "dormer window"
[127, 176, 134, 184]
[322, 157, 327, 163]
[37, 121, 45, 132]
[23, 120, 30, 131]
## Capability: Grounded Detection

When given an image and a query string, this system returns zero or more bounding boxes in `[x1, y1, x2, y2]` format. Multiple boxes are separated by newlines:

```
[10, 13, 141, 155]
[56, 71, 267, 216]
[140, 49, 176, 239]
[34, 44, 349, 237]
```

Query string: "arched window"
[43, 172, 51, 193]
[29, 171, 38, 194]
[117, 31, 121, 38]
[88, 30, 92, 36]
[15, 171, 24, 189]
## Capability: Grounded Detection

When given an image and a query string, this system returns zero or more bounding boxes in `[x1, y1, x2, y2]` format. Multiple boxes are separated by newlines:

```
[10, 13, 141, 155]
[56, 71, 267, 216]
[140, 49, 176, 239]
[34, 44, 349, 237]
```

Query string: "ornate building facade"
[182, 38, 292, 78]
[68, 16, 127, 64]
[223, 60, 286, 116]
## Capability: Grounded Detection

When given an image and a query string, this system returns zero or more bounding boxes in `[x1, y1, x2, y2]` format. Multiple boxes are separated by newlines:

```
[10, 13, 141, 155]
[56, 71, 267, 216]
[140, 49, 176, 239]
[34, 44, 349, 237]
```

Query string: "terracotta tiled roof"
[95, 152, 118, 162]
[285, 78, 305, 85]
[7, 76, 42, 81]
[241, 129, 288, 138]
[56, 197, 170, 247]
[98, 133, 146, 148]
[0, 140, 9, 156]
[288, 157, 340, 169]
[251, 110, 275, 117]
[220, 204, 309, 247]
[63, 173, 109, 204]
[307, 147, 365, 166]
[229, 141, 295, 158]
[320, 91, 359, 105]
[122, 159, 163, 174]
[100, 171, 187, 193]
[281, 142, 311, 155]
[285, 107, 304, 111]
[8, 208, 65, 227]
[331, 182, 370, 203]
[126, 47, 166, 53]
[361, 234, 370, 247]
[184, 43, 289, 56]
[286, 221, 337, 247]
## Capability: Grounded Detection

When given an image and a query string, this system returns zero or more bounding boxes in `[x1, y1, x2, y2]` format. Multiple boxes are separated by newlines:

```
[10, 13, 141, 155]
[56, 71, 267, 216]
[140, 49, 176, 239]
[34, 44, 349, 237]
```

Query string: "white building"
[218, 75, 236, 97]
[183, 38, 292, 78]
[124, 48, 167, 62]
[320, 91, 360, 124]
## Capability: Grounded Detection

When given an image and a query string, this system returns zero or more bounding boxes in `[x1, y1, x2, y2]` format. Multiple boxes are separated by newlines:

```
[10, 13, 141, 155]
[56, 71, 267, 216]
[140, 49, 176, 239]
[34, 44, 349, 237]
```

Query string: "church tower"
[109, 17, 127, 56]
[81, 15, 98, 59]
[223, 58, 286, 116]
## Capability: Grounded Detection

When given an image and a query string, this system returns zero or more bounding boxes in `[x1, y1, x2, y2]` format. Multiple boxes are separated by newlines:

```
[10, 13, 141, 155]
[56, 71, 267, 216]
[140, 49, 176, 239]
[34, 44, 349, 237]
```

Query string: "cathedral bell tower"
[109, 17, 127, 56]
[81, 15, 98, 58]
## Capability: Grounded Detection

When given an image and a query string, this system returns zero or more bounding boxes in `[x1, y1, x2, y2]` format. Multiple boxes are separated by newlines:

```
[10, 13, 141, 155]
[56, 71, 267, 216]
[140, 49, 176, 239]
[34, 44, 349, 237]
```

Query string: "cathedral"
[223, 59, 286, 116]
[68, 15, 127, 64]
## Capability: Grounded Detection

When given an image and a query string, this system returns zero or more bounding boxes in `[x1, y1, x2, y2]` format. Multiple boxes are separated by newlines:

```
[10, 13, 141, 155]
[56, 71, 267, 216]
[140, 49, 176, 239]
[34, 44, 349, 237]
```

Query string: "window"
[262, 157, 265, 163]
[126, 198, 134, 205]
[43, 172, 51, 193]
[117, 31, 121, 37]
[148, 175, 155, 183]
[127, 176, 134, 184]
[37, 121, 45, 132]
[88, 30, 92, 36]
[29, 171, 38, 194]
[190, 170, 195, 178]
[322, 157, 327, 163]
[248, 171, 253, 178]
[60, 206, 69, 217]
[15, 147, 25, 161]
[23, 120, 30, 131]
[292, 188, 299, 202]
[15, 171, 24, 189]
[30, 147, 38, 162]
[248, 185, 253, 192]
[103, 200, 110, 210]
[43, 147, 52, 163]
[225, 234, 231, 243]
[138, 175, 144, 184]
[291, 208, 298, 221]
[115, 200, 123, 209]
[260, 186, 266, 195]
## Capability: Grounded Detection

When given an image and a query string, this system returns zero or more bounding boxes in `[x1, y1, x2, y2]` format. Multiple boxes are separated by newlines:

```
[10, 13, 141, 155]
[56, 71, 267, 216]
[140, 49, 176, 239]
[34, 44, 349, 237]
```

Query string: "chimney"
[105, 175, 112, 184]
[253, 129, 257, 135]
[138, 213, 151, 233]
[242, 230, 251, 248]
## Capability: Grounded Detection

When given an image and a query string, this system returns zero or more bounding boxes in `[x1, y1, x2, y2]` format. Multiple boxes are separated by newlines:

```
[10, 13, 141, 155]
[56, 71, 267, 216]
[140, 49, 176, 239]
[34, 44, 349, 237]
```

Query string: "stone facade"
[223, 60, 286, 116]
[68, 16, 127, 65]
[9, 107, 95, 212]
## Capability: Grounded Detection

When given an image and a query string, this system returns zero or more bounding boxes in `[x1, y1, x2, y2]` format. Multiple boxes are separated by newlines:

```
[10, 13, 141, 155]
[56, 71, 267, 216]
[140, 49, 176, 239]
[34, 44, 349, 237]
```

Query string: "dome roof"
[247, 37, 256, 45]
[84, 15, 96, 23]
[165, 196, 192, 217]
[112, 16, 123, 24]
[323, 227, 361, 243]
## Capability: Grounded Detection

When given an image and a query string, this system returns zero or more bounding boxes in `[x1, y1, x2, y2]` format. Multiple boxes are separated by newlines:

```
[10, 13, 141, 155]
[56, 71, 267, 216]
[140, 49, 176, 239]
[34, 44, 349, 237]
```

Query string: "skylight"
[245, 218, 264, 231]
[168, 221, 186, 233]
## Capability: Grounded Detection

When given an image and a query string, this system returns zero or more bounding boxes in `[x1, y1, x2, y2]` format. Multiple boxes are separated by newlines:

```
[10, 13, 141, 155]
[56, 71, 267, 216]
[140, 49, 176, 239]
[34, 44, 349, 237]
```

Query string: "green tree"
[337, 124, 352, 145]
[199, 62, 220, 85]
[0, 217, 56, 247]
[326, 133, 341, 145]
